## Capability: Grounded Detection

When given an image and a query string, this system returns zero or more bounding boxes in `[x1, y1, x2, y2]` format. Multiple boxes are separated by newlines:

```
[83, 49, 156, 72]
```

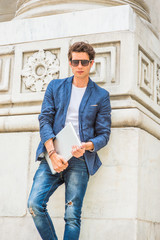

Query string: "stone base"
[0, 128, 160, 239]
[1, 218, 160, 240]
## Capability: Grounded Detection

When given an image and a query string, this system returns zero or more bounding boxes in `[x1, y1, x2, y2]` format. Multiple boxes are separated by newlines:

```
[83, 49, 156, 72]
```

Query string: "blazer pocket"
[88, 105, 99, 114]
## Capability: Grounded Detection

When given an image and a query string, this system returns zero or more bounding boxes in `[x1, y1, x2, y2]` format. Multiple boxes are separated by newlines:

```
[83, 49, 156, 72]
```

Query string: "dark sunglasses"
[71, 59, 92, 67]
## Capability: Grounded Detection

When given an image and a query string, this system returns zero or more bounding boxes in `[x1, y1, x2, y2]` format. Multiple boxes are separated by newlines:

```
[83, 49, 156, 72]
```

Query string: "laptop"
[44, 122, 81, 174]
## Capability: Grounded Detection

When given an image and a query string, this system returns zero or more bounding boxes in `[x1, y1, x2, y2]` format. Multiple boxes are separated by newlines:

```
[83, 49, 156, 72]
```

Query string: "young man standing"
[28, 41, 111, 240]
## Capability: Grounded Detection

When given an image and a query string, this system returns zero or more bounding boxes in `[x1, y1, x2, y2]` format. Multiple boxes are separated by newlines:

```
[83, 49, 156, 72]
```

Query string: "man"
[28, 41, 111, 240]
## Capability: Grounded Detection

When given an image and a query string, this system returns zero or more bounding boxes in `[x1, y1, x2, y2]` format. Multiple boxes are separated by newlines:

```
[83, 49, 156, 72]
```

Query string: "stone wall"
[0, 2, 160, 240]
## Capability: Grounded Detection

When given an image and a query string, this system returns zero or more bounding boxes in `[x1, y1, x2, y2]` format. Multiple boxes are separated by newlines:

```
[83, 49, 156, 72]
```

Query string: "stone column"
[15, 0, 150, 21]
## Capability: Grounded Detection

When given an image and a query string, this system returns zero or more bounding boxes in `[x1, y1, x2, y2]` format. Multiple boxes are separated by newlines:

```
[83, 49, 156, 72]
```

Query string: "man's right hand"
[50, 153, 68, 173]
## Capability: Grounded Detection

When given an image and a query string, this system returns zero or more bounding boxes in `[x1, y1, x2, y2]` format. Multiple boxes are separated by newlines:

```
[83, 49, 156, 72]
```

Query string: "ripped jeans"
[27, 156, 89, 240]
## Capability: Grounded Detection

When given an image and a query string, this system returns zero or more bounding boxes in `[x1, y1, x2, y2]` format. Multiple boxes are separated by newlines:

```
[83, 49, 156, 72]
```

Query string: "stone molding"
[15, 0, 150, 22]
[0, 58, 11, 91]
[0, 109, 160, 141]
[0, 46, 14, 93]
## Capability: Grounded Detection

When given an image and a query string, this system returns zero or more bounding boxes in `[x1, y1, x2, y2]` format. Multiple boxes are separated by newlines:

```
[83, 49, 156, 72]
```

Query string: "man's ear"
[69, 61, 72, 67]
[90, 60, 94, 68]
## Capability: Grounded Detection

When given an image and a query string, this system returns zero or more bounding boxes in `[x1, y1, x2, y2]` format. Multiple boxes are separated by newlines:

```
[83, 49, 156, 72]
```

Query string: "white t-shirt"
[65, 84, 86, 138]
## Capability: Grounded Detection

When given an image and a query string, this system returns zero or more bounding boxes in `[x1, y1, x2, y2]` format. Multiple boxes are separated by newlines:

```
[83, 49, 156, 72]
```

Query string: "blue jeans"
[28, 156, 89, 240]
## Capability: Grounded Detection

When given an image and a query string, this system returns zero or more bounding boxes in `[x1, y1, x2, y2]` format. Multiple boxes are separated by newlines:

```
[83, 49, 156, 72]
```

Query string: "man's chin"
[75, 73, 86, 79]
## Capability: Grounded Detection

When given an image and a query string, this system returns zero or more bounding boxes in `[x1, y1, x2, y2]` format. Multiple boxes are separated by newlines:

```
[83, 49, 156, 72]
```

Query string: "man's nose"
[77, 61, 83, 67]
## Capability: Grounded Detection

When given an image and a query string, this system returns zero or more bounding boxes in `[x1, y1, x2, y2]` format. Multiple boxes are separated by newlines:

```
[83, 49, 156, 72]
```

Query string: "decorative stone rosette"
[21, 50, 60, 92]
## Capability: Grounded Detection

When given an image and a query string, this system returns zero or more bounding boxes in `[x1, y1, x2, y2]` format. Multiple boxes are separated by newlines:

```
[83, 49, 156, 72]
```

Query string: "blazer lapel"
[62, 76, 73, 125]
[79, 78, 94, 114]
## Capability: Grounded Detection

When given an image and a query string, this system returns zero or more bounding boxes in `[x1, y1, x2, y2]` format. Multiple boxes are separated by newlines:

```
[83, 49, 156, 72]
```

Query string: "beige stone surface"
[15, 0, 149, 22]
[26, 132, 40, 206]
[146, 0, 160, 35]
[83, 165, 137, 219]
[0, 0, 16, 22]
[1, 0, 160, 36]
[137, 220, 160, 240]
[0, 216, 44, 240]
[0, 217, 137, 240]
[80, 219, 137, 240]
[0, 5, 135, 45]
[138, 130, 160, 223]
[0, 133, 31, 216]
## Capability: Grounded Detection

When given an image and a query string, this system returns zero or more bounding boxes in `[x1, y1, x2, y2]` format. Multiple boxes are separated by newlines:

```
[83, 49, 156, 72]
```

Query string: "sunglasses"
[71, 59, 92, 67]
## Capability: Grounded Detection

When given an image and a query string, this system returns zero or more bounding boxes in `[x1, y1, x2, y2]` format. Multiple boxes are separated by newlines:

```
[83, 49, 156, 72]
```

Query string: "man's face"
[69, 52, 94, 80]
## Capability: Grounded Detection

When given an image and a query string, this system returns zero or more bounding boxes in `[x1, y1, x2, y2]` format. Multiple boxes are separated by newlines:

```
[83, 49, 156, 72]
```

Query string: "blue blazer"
[36, 76, 111, 175]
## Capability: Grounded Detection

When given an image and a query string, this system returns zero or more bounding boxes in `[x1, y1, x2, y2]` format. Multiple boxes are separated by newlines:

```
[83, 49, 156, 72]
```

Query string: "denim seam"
[78, 157, 85, 162]
[42, 180, 61, 239]
[44, 211, 56, 239]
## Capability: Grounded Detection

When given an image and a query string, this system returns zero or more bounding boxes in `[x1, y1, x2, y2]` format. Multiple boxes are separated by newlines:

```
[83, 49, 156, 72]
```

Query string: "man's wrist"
[89, 141, 94, 150]
[84, 141, 94, 151]
[48, 149, 56, 158]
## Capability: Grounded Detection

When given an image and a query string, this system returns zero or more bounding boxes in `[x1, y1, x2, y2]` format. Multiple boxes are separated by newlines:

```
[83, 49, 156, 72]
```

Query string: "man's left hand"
[71, 145, 85, 158]
[71, 141, 94, 158]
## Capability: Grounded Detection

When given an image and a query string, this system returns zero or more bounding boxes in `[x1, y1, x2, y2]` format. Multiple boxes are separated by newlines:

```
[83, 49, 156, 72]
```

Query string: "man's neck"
[72, 76, 89, 88]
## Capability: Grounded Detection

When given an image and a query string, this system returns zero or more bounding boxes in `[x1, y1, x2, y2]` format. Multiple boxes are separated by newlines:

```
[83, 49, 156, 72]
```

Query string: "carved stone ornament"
[21, 50, 60, 92]
[157, 66, 160, 105]
[138, 49, 154, 98]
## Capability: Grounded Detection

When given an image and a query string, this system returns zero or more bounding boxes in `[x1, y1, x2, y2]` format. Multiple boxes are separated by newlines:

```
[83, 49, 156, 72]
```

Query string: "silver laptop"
[44, 122, 81, 174]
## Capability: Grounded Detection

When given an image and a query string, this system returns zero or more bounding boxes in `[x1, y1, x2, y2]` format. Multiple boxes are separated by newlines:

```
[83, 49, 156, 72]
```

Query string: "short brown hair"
[68, 41, 95, 61]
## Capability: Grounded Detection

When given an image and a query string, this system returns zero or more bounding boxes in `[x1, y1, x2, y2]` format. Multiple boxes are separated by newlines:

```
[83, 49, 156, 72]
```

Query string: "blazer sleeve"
[89, 91, 111, 152]
[38, 81, 56, 144]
